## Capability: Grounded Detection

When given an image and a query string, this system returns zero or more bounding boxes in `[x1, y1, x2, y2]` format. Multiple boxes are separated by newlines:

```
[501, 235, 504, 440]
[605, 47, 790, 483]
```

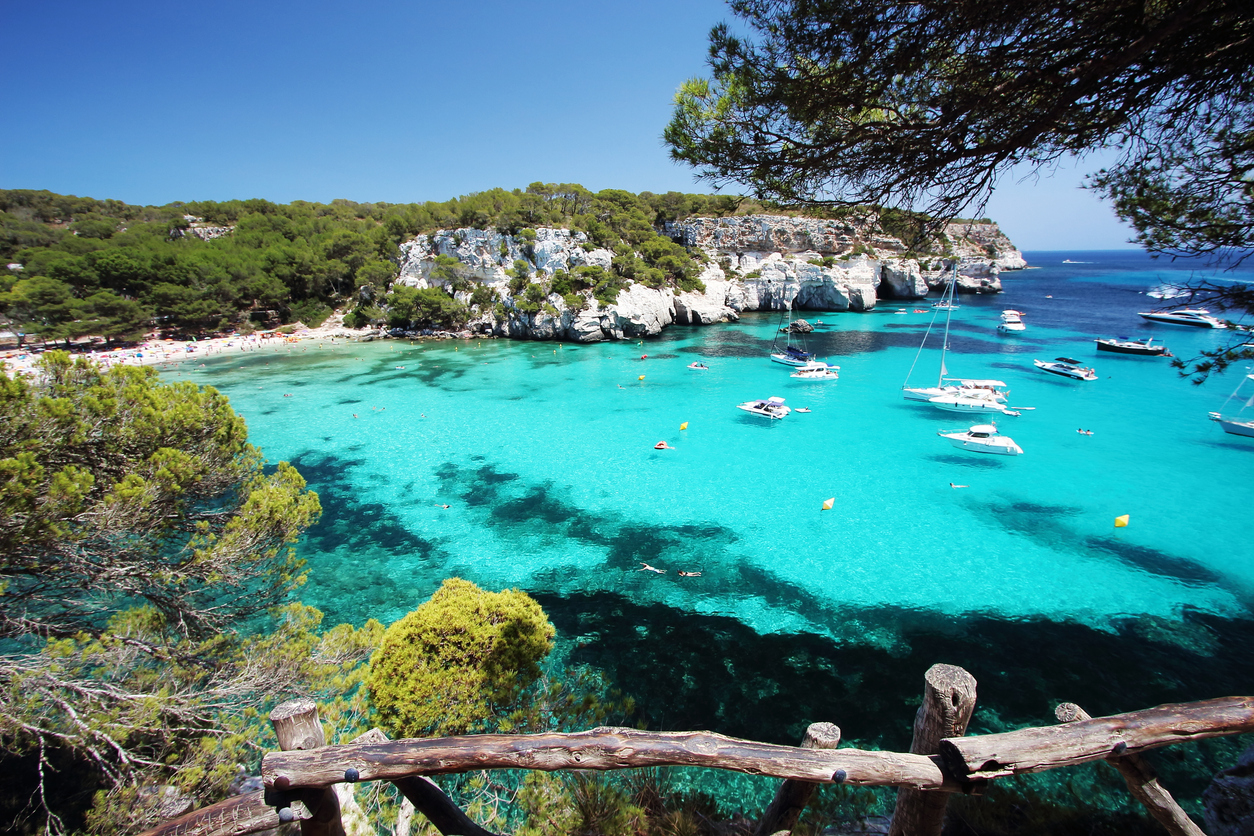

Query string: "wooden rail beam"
[137, 791, 277, 836]
[262, 726, 959, 792]
[1055, 703, 1206, 836]
[939, 696, 1254, 780]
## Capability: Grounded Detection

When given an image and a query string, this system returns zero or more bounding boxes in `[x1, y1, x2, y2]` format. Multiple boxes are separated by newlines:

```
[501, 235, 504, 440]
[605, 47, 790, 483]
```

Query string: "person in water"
[639, 563, 665, 574]
[678, 570, 702, 577]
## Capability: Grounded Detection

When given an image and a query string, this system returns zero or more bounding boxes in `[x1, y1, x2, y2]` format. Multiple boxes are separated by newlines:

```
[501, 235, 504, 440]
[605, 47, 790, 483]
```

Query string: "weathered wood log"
[262, 726, 959, 792]
[352, 728, 503, 836]
[1055, 703, 1206, 836]
[137, 791, 277, 836]
[270, 698, 346, 836]
[889, 664, 978, 836]
[753, 722, 842, 836]
[940, 696, 1254, 780]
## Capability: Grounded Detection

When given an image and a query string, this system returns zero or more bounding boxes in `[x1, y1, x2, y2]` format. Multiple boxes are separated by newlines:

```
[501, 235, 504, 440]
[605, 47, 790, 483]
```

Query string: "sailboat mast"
[937, 264, 957, 387]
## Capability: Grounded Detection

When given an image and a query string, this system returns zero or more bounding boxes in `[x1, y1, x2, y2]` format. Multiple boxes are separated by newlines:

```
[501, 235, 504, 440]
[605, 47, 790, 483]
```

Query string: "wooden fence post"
[1055, 703, 1206, 836]
[889, 664, 977, 836]
[269, 698, 346, 836]
[753, 722, 842, 836]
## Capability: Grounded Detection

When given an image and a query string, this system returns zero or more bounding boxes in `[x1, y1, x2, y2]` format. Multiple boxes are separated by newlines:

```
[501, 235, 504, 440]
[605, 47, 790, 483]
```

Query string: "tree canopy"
[666, 0, 1254, 265]
[0, 352, 321, 642]
[0, 353, 353, 835]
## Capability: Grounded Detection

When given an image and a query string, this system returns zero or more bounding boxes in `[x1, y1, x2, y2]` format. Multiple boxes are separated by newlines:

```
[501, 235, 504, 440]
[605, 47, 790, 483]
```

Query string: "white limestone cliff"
[391, 214, 1025, 342]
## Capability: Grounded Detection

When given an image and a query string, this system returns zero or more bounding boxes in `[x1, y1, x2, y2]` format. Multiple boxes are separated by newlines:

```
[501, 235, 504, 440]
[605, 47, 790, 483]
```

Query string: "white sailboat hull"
[1211, 413, 1254, 437]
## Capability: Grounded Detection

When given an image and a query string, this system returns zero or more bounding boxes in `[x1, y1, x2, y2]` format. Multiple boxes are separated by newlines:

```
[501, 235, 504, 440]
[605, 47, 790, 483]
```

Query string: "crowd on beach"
[1, 321, 358, 377]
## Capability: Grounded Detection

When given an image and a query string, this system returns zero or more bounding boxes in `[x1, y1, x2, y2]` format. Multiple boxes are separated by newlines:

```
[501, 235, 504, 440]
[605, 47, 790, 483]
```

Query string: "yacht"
[1137, 309, 1227, 328]
[1034, 357, 1098, 381]
[736, 396, 790, 419]
[789, 360, 839, 380]
[1094, 337, 1171, 356]
[997, 310, 1026, 334]
[1209, 370, 1254, 438]
[938, 424, 1024, 455]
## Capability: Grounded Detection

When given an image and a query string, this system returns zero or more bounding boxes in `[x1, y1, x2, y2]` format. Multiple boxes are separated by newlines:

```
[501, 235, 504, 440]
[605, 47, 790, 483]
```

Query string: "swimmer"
[639, 563, 666, 574]
[678, 570, 702, 577]
[352, 414, 357, 418]
[436, 504, 450, 509]
[283, 393, 293, 397]
[950, 483, 969, 488]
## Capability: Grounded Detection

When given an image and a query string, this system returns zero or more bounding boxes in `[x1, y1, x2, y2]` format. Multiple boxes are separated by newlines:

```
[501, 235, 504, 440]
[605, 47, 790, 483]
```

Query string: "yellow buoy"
[680, 422, 688, 430]
[638, 375, 645, 380]
[822, 498, 835, 511]
[1114, 514, 1129, 528]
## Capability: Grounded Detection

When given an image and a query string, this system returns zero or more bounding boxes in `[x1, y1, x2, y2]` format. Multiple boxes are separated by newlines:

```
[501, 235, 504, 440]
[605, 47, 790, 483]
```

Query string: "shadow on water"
[536, 589, 1254, 754]
[287, 451, 443, 623]
[978, 500, 1232, 591]
[924, 454, 1012, 470]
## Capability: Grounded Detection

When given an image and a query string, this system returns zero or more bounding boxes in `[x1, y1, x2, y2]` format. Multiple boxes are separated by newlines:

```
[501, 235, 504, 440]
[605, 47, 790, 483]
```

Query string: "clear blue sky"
[0, 0, 1135, 251]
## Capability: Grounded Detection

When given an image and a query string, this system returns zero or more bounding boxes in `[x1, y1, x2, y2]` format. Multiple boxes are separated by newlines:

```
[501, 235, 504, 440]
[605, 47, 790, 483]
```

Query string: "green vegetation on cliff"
[0, 186, 763, 342]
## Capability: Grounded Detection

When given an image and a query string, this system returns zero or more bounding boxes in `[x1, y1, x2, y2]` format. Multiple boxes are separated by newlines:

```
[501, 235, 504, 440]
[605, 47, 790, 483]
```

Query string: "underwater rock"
[1204, 742, 1254, 836]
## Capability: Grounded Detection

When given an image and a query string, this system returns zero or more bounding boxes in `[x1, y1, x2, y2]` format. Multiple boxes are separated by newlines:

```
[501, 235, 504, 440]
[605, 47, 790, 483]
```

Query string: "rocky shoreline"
[391, 214, 1026, 343]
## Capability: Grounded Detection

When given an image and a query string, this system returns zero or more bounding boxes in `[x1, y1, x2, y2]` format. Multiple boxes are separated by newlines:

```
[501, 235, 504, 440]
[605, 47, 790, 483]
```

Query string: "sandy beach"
[0, 316, 361, 378]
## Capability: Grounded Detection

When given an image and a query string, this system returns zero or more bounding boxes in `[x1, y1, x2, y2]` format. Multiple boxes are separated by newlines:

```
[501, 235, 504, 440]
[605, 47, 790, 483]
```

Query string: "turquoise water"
[166, 250, 1254, 752]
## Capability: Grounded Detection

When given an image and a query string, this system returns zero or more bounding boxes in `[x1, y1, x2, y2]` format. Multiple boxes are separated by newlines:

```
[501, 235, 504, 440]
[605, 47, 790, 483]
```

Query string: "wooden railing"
[141, 664, 1250, 836]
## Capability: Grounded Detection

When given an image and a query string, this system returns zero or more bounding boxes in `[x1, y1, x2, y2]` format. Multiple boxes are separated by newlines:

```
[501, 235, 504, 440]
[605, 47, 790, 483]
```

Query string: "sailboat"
[902, 266, 1011, 413]
[770, 304, 821, 367]
[1209, 368, 1254, 438]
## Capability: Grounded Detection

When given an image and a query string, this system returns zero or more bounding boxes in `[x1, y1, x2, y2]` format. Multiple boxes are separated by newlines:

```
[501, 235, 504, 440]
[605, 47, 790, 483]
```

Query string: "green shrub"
[366, 578, 554, 737]
[288, 299, 332, 328]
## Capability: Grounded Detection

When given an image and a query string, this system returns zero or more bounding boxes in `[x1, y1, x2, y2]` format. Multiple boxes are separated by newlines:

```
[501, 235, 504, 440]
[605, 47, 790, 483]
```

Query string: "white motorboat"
[997, 310, 1026, 334]
[1034, 357, 1098, 381]
[790, 360, 839, 380]
[736, 396, 790, 419]
[1209, 370, 1254, 438]
[938, 423, 1024, 455]
[1137, 308, 1227, 328]
[770, 306, 821, 367]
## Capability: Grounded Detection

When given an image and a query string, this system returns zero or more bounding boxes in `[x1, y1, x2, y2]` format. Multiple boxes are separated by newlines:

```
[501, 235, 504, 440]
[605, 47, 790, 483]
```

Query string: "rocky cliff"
[393, 214, 1025, 343]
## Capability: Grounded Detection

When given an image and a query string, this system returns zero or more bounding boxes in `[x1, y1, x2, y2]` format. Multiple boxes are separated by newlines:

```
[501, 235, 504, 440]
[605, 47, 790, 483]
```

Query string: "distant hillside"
[0, 186, 1021, 345]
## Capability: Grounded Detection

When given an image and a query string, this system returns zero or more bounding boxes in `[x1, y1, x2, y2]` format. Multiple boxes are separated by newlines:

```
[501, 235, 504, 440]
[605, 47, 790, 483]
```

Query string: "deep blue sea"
[166, 251, 1253, 788]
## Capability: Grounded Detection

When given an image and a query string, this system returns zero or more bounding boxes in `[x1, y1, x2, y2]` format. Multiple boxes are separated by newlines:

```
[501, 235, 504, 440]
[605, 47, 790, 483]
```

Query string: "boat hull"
[1034, 360, 1098, 381]
[1095, 340, 1167, 355]
[939, 433, 1023, 455]
[1138, 312, 1226, 328]
[929, 396, 1005, 414]
[1211, 413, 1254, 437]
[770, 353, 814, 367]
